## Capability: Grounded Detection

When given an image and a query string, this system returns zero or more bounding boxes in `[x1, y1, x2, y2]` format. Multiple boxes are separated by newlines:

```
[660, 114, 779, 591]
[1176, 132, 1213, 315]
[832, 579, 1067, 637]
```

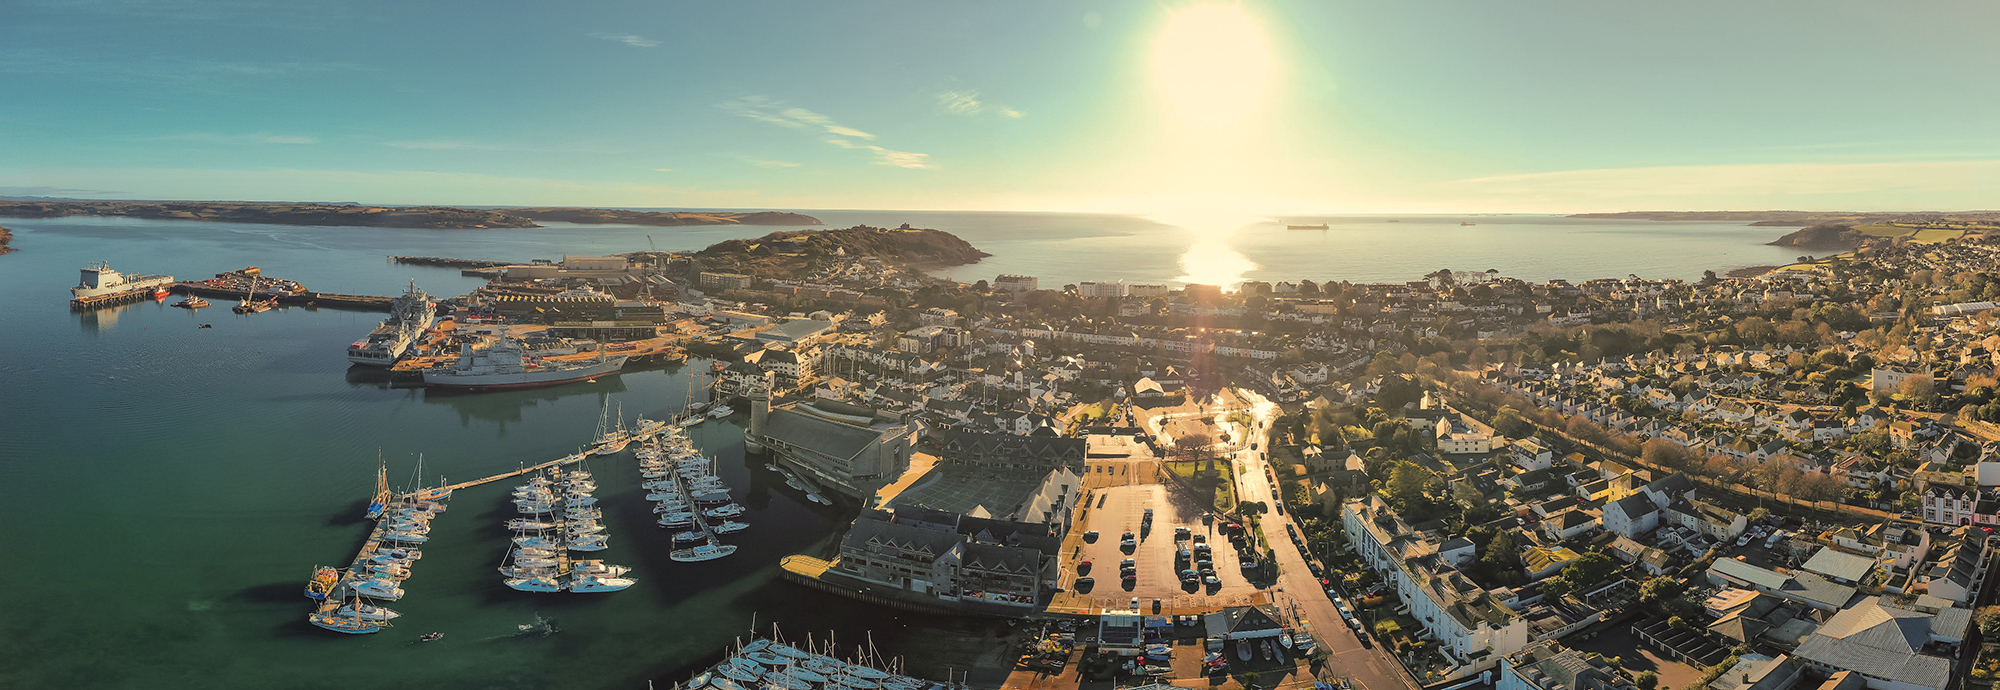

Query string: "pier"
[69, 288, 164, 310]
[171, 283, 394, 311]
[389, 255, 521, 269]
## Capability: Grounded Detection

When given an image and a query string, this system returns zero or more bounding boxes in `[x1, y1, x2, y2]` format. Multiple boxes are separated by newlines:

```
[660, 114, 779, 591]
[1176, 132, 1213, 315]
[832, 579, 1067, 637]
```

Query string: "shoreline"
[0, 226, 13, 256]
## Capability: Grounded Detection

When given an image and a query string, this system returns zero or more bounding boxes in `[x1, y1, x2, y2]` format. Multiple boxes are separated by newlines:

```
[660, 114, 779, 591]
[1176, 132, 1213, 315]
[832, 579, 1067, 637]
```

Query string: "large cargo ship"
[347, 280, 437, 366]
[71, 262, 175, 301]
[422, 336, 627, 390]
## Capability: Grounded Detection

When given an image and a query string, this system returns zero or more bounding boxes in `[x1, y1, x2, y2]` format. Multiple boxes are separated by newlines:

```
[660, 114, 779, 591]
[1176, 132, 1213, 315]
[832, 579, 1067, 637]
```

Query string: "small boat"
[505, 575, 563, 592]
[1236, 638, 1251, 661]
[335, 601, 402, 621]
[704, 504, 746, 518]
[567, 535, 609, 552]
[309, 610, 382, 634]
[172, 296, 209, 309]
[707, 406, 734, 419]
[420, 632, 445, 642]
[1460, 221, 1476, 226]
[671, 543, 737, 562]
[674, 530, 708, 544]
[349, 578, 405, 600]
[568, 574, 635, 593]
[505, 519, 556, 531]
[1260, 639, 1273, 660]
[678, 416, 704, 428]
[1279, 633, 1293, 648]
[571, 560, 631, 577]
[305, 566, 340, 600]
[692, 491, 732, 504]
[152, 287, 171, 300]
[658, 512, 694, 527]
[713, 520, 748, 534]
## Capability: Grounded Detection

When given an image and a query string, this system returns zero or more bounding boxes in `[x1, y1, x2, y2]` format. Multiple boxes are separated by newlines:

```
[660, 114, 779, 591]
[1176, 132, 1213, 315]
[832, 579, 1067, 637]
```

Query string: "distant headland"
[0, 226, 14, 256]
[1570, 209, 2000, 252]
[0, 200, 820, 230]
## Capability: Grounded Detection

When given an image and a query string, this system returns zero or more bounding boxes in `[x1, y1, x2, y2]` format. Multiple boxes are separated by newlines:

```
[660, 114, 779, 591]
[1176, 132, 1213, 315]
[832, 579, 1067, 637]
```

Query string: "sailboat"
[308, 593, 385, 635]
[365, 452, 391, 520]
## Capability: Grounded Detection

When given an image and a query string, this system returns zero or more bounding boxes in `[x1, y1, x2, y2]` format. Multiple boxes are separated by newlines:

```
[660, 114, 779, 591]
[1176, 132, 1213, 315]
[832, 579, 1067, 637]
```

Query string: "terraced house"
[1343, 496, 1530, 667]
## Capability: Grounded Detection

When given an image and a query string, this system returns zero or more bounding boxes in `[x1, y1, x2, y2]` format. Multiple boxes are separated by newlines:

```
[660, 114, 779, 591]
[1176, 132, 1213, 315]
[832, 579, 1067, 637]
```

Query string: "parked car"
[1084, 530, 1100, 542]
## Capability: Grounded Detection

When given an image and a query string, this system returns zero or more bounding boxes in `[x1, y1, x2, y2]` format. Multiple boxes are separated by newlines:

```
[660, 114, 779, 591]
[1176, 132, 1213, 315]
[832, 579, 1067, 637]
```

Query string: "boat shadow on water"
[230, 581, 309, 605]
[324, 499, 373, 527]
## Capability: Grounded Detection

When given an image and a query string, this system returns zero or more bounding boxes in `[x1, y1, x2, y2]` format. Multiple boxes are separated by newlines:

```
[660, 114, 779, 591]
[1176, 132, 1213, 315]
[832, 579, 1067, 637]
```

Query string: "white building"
[1077, 281, 1127, 298]
[1343, 496, 1529, 664]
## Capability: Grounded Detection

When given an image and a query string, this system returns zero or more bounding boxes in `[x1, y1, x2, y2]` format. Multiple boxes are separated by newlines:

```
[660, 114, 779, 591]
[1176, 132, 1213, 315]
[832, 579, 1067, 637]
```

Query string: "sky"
[3, 0, 1998, 213]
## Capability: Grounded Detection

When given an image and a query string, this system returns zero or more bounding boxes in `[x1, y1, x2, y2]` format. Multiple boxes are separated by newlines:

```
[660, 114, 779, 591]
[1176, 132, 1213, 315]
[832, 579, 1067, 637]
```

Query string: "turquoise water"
[0, 211, 1795, 688]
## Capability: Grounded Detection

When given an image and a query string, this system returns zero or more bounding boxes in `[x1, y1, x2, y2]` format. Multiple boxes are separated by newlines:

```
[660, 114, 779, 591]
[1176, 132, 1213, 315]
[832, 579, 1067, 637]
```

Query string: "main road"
[1229, 390, 1421, 690]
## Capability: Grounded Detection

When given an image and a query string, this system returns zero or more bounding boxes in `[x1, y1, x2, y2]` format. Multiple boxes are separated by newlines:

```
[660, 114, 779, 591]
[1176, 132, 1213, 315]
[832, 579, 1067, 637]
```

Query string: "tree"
[1977, 606, 2000, 637]
[1388, 463, 1429, 515]
[1638, 576, 1684, 606]
[1559, 552, 1619, 591]
[1747, 508, 1770, 524]
[1635, 671, 1660, 690]
[1482, 530, 1519, 573]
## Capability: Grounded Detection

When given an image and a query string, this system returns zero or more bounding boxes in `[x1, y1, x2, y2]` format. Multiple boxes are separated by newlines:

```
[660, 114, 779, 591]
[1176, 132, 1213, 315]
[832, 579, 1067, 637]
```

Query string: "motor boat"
[505, 519, 556, 531]
[713, 520, 749, 534]
[513, 535, 561, 550]
[349, 578, 405, 600]
[567, 535, 609, 552]
[670, 543, 737, 562]
[658, 512, 694, 527]
[505, 576, 563, 592]
[571, 560, 631, 578]
[674, 530, 707, 544]
[335, 601, 402, 621]
[568, 574, 635, 593]
[705, 504, 746, 518]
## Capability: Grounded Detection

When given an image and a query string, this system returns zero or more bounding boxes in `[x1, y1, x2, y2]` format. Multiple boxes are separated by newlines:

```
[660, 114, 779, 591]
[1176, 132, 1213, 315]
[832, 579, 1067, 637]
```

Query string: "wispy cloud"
[152, 132, 317, 145]
[720, 96, 932, 169]
[742, 158, 802, 169]
[936, 89, 1024, 119]
[826, 139, 934, 169]
[589, 32, 659, 48]
[382, 140, 621, 154]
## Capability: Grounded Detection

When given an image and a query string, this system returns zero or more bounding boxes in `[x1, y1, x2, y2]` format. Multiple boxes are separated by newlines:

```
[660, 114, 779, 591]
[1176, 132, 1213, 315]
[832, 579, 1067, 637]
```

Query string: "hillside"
[693, 225, 988, 279]
[0, 200, 818, 230]
[1572, 210, 2000, 227]
[513, 208, 818, 227]
[1768, 224, 1869, 250]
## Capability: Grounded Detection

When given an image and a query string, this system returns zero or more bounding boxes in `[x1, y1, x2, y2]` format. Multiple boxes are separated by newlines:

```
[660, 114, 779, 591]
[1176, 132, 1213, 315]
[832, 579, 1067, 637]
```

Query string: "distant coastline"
[0, 200, 819, 230]
[1569, 209, 2000, 227]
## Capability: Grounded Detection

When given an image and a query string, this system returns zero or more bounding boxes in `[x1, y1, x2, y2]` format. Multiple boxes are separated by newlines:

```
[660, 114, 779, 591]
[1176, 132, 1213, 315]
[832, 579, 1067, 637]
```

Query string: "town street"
[1230, 391, 1421, 690]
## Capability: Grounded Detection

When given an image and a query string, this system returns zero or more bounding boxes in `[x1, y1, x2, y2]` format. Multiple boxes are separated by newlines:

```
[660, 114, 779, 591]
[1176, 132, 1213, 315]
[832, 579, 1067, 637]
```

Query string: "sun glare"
[1151, 3, 1279, 131]
[1145, 2, 1282, 287]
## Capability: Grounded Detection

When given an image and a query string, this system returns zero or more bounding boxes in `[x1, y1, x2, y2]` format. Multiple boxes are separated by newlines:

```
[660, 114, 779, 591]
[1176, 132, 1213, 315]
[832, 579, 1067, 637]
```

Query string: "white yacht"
[568, 575, 635, 593]
[334, 601, 402, 621]
[670, 543, 737, 562]
[505, 576, 563, 593]
[349, 578, 405, 600]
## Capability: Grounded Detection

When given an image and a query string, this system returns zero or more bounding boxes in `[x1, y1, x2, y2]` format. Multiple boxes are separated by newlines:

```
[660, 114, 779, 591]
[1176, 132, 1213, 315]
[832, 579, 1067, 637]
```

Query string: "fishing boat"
[304, 566, 340, 600]
[671, 542, 737, 562]
[171, 295, 210, 309]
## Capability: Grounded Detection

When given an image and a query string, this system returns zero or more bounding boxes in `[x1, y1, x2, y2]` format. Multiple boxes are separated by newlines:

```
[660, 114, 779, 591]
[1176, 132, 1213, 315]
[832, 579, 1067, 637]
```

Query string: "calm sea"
[0, 211, 1792, 688]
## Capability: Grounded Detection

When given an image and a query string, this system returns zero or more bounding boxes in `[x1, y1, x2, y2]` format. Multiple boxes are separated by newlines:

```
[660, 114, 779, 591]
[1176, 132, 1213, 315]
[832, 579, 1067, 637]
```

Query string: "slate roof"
[1801, 548, 1875, 583]
[1793, 600, 1952, 690]
[762, 408, 881, 460]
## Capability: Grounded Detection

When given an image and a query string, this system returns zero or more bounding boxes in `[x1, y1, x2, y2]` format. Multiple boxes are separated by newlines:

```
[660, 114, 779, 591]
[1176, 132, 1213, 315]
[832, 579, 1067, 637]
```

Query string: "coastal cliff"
[0, 200, 819, 230]
[1767, 223, 1869, 250]
[694, 225, 988, 279]
[0, 226, 14, 256]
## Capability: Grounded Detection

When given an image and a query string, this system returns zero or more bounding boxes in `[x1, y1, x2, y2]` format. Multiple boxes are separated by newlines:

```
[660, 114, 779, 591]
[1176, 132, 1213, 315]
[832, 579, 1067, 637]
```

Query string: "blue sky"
[3, 0, 1997, 212]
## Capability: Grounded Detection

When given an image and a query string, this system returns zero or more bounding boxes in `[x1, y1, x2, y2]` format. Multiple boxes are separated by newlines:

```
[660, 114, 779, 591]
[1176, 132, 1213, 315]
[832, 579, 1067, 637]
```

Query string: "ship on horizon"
[1286, 223, 1329, 230]
[348, 280, 437, 367]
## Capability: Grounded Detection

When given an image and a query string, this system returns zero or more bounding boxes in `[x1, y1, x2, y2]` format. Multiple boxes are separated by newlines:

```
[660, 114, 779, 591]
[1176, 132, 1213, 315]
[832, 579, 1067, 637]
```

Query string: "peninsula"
[0, 200, 819, 230]
[0, 226, 14, 256]
[691, 224, 988, 279]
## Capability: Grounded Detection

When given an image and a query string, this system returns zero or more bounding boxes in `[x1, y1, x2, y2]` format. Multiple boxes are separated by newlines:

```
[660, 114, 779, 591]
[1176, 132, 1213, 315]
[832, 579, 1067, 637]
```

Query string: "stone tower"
[745, 370, 772, 453]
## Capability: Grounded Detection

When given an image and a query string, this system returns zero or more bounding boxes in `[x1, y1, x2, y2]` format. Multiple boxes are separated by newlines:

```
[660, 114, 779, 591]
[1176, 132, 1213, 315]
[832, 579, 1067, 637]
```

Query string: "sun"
[1151, 3, 1280, 132]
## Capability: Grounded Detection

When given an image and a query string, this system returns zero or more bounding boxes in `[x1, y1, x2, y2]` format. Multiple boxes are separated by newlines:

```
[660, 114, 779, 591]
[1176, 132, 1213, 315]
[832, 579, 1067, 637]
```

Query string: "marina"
[669, 635, 945, 690]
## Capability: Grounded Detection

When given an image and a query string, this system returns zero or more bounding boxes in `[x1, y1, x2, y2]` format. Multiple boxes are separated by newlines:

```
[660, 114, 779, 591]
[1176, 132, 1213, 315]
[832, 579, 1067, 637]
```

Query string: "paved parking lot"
[1049, 484, 1267, 614]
